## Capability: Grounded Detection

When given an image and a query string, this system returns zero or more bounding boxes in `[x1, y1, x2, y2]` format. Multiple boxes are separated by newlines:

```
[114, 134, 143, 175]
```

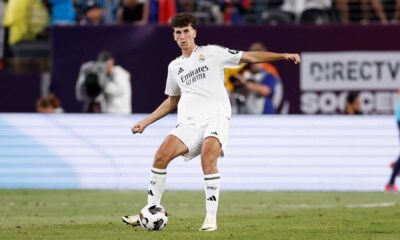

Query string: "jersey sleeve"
[209, 44, 243, 69]
[164, 64, 181, 96]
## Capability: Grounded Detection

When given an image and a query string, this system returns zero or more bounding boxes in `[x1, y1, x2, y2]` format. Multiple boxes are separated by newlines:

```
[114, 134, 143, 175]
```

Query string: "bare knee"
[201, 157, 218, 175]
[201, 137, 221, 175]
[153, 151, 173, 169]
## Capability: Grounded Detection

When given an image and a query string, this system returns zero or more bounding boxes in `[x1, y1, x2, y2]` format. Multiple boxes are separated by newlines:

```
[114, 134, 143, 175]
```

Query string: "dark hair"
[171, 13, 197, 29]
[346, 92, 359, 104]
[47, 93, 61, 108]
[36, 97, 51, 109]
[97, 51, 113, 62]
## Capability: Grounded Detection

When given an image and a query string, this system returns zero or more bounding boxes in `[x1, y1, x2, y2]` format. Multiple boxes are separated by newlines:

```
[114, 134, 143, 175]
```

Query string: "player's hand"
[284, 53, 301, 64]
[131, 121, 146, 134]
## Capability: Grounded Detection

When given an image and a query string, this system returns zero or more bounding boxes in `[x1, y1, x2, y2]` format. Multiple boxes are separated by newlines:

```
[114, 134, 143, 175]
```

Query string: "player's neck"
[181, 44, 197, 58]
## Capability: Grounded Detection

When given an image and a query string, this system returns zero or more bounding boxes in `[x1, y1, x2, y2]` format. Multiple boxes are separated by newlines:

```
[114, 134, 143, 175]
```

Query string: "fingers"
[294, 54, 301, 64]
[286, 54, 301, 64]
[131, 125, 143, 134]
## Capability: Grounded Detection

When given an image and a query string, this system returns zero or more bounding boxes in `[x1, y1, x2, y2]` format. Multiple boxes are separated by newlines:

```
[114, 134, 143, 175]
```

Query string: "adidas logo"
[207, 195, 217, 201]
[210, 132, 218, 136]
[178, 67, 184, 75]
[148, 190, 154, 196]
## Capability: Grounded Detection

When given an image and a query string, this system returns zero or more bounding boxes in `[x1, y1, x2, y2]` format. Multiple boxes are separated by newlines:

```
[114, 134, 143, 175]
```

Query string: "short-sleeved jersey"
[165, 45, 243, 124]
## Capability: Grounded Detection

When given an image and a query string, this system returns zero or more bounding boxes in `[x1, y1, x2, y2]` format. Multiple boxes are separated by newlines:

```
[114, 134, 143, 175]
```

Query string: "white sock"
[147, 168, 167, 205]
[204, 173, 220, 221]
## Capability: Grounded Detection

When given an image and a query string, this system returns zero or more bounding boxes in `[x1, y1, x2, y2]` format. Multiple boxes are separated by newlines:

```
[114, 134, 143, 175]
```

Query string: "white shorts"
[169, 116, 230, 161]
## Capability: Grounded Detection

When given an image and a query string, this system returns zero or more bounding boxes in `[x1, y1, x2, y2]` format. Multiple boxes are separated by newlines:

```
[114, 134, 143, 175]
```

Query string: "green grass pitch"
[1, 190, 400, 240]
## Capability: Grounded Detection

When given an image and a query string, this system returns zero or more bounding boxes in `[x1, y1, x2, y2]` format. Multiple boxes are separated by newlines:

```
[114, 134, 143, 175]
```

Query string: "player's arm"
[131, 95, 180, 134]
[240, 51, 300, 64]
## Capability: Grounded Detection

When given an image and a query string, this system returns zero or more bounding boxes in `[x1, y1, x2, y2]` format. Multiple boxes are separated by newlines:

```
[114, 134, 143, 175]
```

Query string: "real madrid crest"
[199, 54, 206, 62]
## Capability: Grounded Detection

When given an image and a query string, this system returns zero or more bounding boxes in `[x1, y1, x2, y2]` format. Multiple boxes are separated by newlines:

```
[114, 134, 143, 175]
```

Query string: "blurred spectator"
[393, 0, 400, 22]
[227, 66, 247, 113]
[276, 0, 332, 24]
[148, 0, 159, 23]
[79, 1, 105, 25]
[229, 62, 278, 114]
[221, 0, 252, 25]
[76, 0, 119, 24]
[103, 0, 121, 24]
[47, 93, 64, 113]
[336, 0, 388, 24]
[117, 0, 149, 25]
[299, 0, 333, 24]
[177, 0, 195, 13]
[76, 57, 107, 113]
[248, 42, 281, 79]
[344, 91, 362, 114]
[225, 64, 245, 94]
[100, 51, 132, 114]
[226, 42, 282, 112]
[158, 0, 176, 24]
[48, 0, 76, 25]
[228, 42, 280, 114]
[241, 63, 278, 114]
[248, 42, 284, 113]
[176, 0, 222, 24]
[3, 0, 49, 45]
[146, 0, 177, 24]
[385, 89, 400, 192]
[176, 0, 218, 23]
[36, 96, 55, 113]
[75, 50, 132, 113]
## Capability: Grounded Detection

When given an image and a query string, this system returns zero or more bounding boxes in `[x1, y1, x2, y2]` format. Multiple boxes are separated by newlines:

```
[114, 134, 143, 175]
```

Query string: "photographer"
[242, 63, 278, 114]
[229, 68, 248, 114]
[230, 63, 278, 114]
[75, 51, 132, 113]
[76, 59, 107, 113]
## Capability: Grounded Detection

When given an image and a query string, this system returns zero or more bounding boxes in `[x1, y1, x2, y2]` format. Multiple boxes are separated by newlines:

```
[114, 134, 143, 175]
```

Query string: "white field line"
[279, 202, 396, 209]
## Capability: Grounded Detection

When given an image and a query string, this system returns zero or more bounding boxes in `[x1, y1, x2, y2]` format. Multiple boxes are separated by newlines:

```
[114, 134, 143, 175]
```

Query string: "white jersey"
[165, 45, 243, 124]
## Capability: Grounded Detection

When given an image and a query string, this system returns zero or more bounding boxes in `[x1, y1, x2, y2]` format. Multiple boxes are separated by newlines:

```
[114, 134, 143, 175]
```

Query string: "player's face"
[173, 25, 196, 50]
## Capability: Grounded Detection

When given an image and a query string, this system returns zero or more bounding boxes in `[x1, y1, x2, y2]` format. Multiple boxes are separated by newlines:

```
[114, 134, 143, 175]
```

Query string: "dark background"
[1, 24, 400, 113]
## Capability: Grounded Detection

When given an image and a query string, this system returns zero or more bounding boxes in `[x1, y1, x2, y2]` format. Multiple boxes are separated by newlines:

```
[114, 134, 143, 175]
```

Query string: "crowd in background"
[1, 0, 400, 48]
[2, 0, 400, 38]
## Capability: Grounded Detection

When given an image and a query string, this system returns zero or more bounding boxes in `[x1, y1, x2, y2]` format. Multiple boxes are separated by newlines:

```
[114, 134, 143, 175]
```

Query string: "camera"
[80, 61, 108, 101]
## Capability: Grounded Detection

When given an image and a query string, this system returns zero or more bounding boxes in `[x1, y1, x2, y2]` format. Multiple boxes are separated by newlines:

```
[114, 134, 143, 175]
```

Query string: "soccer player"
[122, 12, 300, 231]
[385, 89, 400, 192]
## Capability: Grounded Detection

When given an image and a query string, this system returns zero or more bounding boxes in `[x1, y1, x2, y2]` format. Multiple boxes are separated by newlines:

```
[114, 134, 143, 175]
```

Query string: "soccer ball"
[139, 204, 168, 230]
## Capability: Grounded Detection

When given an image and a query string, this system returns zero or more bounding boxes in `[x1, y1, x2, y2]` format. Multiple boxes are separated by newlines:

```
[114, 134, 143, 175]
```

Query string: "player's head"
[171, 13, 197, 50]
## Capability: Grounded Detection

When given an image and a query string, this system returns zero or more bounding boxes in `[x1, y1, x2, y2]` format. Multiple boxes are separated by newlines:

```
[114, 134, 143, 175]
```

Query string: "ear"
[193, 29, 197, 38]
